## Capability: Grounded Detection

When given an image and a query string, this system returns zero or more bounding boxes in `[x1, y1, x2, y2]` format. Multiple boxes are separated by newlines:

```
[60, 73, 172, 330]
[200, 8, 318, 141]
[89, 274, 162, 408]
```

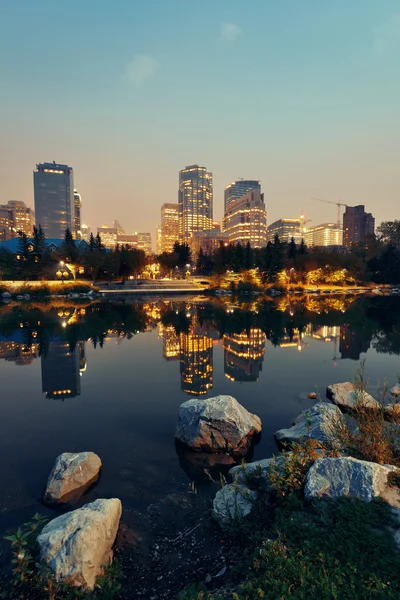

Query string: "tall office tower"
[73, 190, 82, 238]
[223, 189, 267, 248]
[343, 205, 375, 247]
[34, 162, 74, 238]
[0, 205, 14, 240]
[41, 340, 80, 399]
[339, 324, 371, 360]
[304, 223, 343, 247]
[178, 165, 213, 244]
[158, 322, 180, 360]
[6, 201, 35, 236]
[161, 203, 179, 253]
[223, 329, 266, 382]
[156, 226, 162, 255]
[137, 232, 152, 255]
[224, 180, 261, 213]
[80, 224, 90, 241]
[266, 218, 302, 243]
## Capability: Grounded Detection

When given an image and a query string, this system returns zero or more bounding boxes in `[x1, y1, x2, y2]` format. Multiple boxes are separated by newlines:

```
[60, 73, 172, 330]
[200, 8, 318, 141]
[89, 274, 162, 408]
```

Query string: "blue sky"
[0, 0, 399, 240]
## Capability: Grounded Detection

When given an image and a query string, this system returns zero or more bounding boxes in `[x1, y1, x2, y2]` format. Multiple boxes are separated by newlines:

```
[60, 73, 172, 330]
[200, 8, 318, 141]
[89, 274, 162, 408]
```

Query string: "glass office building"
[34, 162, 74, 238]
[178, 165, 213, 244]
[224, 180, 260, 212]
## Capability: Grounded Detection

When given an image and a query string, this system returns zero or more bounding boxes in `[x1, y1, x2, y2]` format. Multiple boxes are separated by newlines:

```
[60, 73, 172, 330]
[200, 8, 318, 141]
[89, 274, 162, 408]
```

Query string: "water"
[0, 295, 399, 534]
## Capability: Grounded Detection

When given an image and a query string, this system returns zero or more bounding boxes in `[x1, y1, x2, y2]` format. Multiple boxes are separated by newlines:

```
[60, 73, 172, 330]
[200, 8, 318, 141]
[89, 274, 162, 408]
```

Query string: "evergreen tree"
[89, 233, 96, 251]
[245, 241, 253, 270]
[173, 242, 191, 267]
[32, 225, 46, 258]
[299, 238, 308, 255]
[64, 228, 74, 245]
[288, 237, 297, 259]
[95, 233, 103, 249]
[17, 232, 29, 259]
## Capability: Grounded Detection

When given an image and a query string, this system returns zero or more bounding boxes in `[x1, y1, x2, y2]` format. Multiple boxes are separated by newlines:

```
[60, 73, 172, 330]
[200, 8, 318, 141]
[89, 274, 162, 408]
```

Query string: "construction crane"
[311, 198, 347, 228]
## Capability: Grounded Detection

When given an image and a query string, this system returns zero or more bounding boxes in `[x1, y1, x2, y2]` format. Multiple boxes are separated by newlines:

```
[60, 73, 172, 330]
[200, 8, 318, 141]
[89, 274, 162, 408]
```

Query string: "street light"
[60, 261, 66, 284]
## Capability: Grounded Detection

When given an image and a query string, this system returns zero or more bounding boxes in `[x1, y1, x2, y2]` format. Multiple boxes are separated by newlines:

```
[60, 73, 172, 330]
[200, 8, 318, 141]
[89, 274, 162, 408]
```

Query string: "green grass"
[181, 497, 400, 600]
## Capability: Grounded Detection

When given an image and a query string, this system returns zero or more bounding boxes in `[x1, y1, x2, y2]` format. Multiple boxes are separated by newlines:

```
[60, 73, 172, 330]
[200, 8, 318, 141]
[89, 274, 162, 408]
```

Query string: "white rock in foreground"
[390, 384, 400, 398]
[175, 395, 262, 456]
[305, 457, 397, 502]
[275, 402, 343, 447]
[326, 382, 379, 410]
[44, 452, 102, 504]
[37, 498, 122, 589]
[213, 484, 257, 526]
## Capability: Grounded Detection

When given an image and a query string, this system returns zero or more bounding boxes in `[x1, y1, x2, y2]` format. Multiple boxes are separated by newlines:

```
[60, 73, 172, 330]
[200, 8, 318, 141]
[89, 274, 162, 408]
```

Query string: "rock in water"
[305, 457, 397, 502]
[229, 458, 274, 488]
[37, 498, 122, 589]
[390, 384, 400, 398]
[326, 382, 379, 410]
[275, 402, 344, 447]
[213, 484, 257, 526]
[175, 395, 262, 456]
[44, 452, 102, 504]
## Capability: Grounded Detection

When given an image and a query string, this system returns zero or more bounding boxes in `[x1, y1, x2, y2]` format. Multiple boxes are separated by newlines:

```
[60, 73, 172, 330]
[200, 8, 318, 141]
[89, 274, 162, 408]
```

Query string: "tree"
[0, 249, 14, 280]
[377, 221, 400, 248]
[299, 239, 308, 255]
[95, 233, 103, 249]
[288, 237, 297, 259]
[82, 249, 105, 282]
[33, 225, 46, 258]
[173, 242, 191, 267]
[62, 228, 80, 263]
[103, 251, 121, 282]
[17, 232, 29, 260]
[64, 228, 74, 246]
[89, 233, 96, 251]
[245, 241, 254, 270]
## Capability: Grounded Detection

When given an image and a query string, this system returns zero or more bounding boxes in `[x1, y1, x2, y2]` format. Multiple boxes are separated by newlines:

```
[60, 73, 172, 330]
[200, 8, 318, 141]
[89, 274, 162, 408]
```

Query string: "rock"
[384, 404, 400, 419]
[305, 456, 398, 502]
[307, 392, 318, 400]
[326, 382, 379, 410]
[275, 402, 344, 447]
[44, 452, 102, 504]
[229, 458, 274, 489]
[23, 293, 30, 300]
[16, 295, 24, 300]
[212, 484, 257, 526]
[390, 384, 400, 398]
[175, 395, 262, 456]
[37, 498, 122, 589]
[1, 291, 11, 298]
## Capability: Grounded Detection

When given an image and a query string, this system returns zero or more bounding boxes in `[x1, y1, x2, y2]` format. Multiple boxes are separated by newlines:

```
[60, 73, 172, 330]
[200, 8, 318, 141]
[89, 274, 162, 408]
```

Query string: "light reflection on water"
[0, 296, 399, 528]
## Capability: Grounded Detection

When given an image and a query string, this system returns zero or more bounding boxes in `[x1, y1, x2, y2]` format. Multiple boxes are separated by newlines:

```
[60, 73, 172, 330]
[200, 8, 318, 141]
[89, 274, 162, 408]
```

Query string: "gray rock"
[326, 382, 379, 410]
[229, 458, 274, 488]
[275, 402, 344, 447]
[37, 498, 122, 589]
[305, 456, 397, 502]
[390, 384, 400, 398]
[1, 291, 12, 299]
[212, 484, 257, 526]
[175, 395, 262, 456]
[44, 452, 102, 504]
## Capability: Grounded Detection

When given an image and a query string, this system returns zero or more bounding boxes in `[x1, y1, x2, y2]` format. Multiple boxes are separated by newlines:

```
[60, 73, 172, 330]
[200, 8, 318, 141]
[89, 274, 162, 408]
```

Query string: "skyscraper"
[304, 223, 343, 247]
[5, 201, 35, 236]
[178, 165, 213, 245]
[41, 340, 80, 399]
[223, 189, 267, 247]
[73, 190, 82, 239]
[34, 162, 74, 238]
[137, 232, 152, 255]
[343, 205, 375, 247]
[266, 218, 302, 243]
[224, 180, 261, 213]
[156, 226, 162, 255]
[223, 329, 266, 382]
[161, 203, 179, 253]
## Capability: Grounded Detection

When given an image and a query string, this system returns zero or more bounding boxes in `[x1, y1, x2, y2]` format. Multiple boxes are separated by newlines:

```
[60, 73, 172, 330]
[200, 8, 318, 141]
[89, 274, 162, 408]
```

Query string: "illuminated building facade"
[73, 190, 82, 239]
[80, 224, 90, 242]
[97, 226, 118, 249]
[0, 205, 14, 240]
[113, 220, 125, 236]
[266, 218, 302, 243]
[156, 226, 162, 255]
[223, 329, 265, 381]
[41, 341, 80, 399]
[223, 189, 267, 248]
[178, 165, 213, 245]
[34, 162, 74, 238]
[137, 232, 152, 255]
[2, 201, 35, 237]
[224, 180, 261, 213]
[179, 330, 213, 395]
[191, 226, 229, 256]
[343, 205, 375, 247]
[161, 203, 179, 253]
[304, 222, 343, 247]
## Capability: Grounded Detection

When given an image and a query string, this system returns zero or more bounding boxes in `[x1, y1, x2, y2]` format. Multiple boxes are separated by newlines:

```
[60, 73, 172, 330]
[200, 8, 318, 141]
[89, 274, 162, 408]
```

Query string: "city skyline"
[1, 1, 399, 238]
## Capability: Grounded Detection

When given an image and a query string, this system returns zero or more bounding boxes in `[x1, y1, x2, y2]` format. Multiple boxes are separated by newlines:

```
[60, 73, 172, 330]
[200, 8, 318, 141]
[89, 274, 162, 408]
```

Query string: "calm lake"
[0, 294, 399, 535]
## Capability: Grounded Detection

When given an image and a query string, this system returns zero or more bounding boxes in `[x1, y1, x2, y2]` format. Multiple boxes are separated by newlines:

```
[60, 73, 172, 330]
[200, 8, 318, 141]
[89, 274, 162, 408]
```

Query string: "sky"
[0, 0, 399, 245]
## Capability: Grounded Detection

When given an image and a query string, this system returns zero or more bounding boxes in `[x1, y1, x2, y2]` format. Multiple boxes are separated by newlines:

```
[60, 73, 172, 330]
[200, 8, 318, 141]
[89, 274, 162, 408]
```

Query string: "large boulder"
[1, 291, 12, 299]
[44, 452, 102, 504]
[229, 458, 275, 491]
[213, 484, 257, 526]
[275, 402, 343, 448]
[175, 395, 262, 456]
[326, 382, 379, 410]
[37, 498, 122, 589]
[305, 456, 397, 502]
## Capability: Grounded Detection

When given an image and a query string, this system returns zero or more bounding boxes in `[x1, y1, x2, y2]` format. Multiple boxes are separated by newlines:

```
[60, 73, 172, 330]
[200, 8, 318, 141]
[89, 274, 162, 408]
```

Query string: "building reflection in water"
[0, 339, 39, 365]
[339, 324, 371, 360]
[158, 323, 180, 361]
[41, 340, 82, 400]
[179, 330, 213, 395]
[223, 329, 265, 382]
